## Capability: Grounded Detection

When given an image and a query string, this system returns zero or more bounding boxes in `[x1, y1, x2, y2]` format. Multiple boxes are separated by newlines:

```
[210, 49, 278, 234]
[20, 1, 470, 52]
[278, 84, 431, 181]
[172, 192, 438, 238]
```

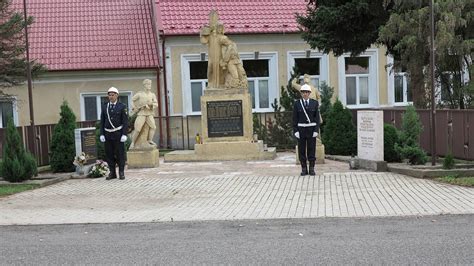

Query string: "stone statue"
[291, 74, 323, 124]
[200, 10, 247, 89]
[130, 79, 158, 149]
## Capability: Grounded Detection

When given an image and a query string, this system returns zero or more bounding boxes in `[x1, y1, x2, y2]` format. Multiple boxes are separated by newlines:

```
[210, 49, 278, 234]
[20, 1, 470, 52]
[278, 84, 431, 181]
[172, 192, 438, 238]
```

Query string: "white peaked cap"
[108, 87, 119, 94]
[300, 84, 312, 92]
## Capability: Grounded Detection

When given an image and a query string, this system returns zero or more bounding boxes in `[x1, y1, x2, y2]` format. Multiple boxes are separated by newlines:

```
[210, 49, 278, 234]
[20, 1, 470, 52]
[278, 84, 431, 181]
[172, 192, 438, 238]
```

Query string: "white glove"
[100, 135, 106, 143]
[294, 132, 300, 139]
[312, 132, 318, 138]
[120, 135, 127, 142]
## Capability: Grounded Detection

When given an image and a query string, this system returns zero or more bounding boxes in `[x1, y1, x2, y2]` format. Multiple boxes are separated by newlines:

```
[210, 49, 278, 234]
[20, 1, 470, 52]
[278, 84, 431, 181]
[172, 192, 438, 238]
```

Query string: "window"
[387, 56, 413, 106]
[394, 72, 412, 103]
[189, 61, 208, 112]
[294, 58, 320, 87]
[338, 51, 377, 107]
[0, 100, 14, 128]
[81, 93, 131, 121]
[244, 59, 270, 109]
[288, 51, 329, 93]
[344, 57, 370, 105]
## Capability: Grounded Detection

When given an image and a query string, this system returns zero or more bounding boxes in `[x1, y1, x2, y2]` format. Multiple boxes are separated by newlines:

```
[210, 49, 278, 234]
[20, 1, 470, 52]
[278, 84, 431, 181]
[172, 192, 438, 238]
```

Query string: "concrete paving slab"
[0, 152, 472, 225]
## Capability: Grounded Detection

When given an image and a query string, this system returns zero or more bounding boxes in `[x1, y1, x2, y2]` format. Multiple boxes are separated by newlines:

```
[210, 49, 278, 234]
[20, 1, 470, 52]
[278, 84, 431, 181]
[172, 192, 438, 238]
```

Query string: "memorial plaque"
[81, 130, 97, 163]
[207, 100, 243, 137]
[75, 127, 97, 164]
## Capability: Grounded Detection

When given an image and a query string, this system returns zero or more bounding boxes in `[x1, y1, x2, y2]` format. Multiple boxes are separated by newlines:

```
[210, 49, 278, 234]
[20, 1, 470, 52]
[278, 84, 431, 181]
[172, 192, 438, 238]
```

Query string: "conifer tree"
[318, 81, 334, 135]
[264, 69, 301, 149]
[0, 0, 45, 88]
[321, 99, 357, 155]
[49, 101, 76, 172]
[0, 117, 37, 182]
[395, 105, 427, 165]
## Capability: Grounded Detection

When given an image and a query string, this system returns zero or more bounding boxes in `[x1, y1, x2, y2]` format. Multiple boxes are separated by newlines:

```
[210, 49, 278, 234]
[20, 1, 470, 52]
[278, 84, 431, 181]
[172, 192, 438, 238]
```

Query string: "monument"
[165, 10, 276, 161]
[356, 110, 387, 171]
[127, 79, 160, 168]
[74, 127, 97, 175]
[291, 74, 325, 164]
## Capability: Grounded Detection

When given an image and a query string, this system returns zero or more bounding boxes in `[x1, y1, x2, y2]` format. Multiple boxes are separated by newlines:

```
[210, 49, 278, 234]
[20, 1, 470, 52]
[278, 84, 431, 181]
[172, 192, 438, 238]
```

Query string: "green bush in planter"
[322, 99, 356, 155]
[384, 123, 401, 162]
[443, 153, 455, 169]
[0, 118, 37, 182]
[50, 101, 76, 172]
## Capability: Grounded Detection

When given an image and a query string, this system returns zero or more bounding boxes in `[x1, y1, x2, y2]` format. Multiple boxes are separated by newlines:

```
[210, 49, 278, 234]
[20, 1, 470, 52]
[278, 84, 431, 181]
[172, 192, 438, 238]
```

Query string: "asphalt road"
[1, 215, 473, 265]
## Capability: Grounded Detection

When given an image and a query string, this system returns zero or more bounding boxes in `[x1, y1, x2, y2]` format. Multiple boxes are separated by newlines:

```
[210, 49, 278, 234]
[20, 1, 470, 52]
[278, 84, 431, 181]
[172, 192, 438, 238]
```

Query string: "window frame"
[287, 50, 329, 89]
[387, 56, 413, 106]
[337, 50, 378, 108]
[80, 92, 132, 121]
[0, 97, 18, 128]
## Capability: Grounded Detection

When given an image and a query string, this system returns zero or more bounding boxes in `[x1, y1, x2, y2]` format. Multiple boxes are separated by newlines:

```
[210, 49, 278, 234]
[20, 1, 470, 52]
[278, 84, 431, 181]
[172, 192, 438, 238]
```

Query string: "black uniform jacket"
[100, 102, 128, 140]
[292, 99, 320, 134]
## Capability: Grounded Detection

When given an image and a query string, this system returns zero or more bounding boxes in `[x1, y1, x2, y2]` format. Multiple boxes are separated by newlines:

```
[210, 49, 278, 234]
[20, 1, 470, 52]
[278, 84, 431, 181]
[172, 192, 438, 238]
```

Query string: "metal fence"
[1, 109, 473, 166]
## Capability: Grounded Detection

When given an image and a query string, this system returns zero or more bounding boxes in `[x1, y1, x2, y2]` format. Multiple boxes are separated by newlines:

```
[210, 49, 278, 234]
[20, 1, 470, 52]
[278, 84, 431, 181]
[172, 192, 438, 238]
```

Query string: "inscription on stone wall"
[357, 111, 383, 161]
[81, 130, 97, 164]
[207, 100, 243, 137]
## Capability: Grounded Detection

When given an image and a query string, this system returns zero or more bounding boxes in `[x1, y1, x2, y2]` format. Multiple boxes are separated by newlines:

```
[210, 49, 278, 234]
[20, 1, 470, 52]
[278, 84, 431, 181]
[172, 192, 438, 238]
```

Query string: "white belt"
[298, 123, 317, 127]
[105, 125, 123, 132]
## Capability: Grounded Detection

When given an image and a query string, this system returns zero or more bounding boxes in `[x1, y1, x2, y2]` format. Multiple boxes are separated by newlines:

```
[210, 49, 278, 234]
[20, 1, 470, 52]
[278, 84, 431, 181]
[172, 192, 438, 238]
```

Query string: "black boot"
[119, 171, 125, 180]
[300, 161, 308, 176]
[106, 170, 117, 180]
[309, 161, 316, 176]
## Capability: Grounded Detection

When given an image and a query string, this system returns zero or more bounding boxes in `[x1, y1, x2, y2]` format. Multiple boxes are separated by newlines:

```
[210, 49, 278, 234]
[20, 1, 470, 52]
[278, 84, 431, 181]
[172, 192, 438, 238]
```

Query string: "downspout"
[161, 35, 171, 148]
[149, 0, 164, 147]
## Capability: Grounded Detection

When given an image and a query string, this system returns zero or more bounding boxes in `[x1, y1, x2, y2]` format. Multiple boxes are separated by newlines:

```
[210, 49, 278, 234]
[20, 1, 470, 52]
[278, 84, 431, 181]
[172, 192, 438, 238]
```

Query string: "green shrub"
[50, 101, 76, 172]
[256, 68, 299, 150]
[384, 123, 401, 162]
[0, 118, 37, 182]
[443, 153, 455, 169]
[400, 145, 427, 165]
[322, 99, 357, 155]
[395, 105, 427, 165]
[319, 81, 334, 135]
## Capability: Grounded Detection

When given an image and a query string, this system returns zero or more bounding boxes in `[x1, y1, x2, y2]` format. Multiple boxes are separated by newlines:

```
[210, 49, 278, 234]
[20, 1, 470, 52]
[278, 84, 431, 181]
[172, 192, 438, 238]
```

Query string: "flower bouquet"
[88, 160, 110, 178]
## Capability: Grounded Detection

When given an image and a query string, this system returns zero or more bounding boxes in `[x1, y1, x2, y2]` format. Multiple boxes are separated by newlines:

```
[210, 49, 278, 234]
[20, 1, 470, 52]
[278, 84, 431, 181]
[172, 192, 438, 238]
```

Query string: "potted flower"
[88, 160, 110, 178]
[73, 152, 89, 175]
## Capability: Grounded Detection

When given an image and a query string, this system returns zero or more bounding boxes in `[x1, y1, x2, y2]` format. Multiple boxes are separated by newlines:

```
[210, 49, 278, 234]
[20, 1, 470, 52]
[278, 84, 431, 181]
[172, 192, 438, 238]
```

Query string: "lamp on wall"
[254, 51, 259, 60]
[200, 53, 206, 61]
[305, 49, 311, 58]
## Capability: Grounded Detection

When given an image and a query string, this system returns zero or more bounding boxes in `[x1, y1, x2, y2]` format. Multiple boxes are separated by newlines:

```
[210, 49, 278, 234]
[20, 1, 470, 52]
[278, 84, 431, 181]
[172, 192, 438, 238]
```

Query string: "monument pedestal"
[164, 88, 276, 162]
[127, 147, 160, 168]
[165, 141, 276, 162]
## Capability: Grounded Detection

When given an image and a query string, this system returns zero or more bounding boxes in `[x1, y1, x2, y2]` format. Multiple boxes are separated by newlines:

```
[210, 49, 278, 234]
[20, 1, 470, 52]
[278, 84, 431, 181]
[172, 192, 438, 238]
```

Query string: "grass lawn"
[436, 176, 474, 187]
[0, 184, 40, 197]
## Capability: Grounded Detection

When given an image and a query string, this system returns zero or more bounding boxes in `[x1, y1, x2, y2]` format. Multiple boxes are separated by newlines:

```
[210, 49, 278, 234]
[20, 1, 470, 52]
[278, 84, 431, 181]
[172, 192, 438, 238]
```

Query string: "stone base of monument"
[356, 158, 387, 172]
[164, 141, 276, 162]
[295, 138, 326, 164]
[127, 148, 160, 168]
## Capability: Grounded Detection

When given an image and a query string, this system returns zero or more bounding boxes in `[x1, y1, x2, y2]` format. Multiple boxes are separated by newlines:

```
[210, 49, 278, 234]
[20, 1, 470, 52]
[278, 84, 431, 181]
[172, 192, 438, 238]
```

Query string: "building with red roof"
[2, 0, 406, 150]
[2, 0, 162, 130]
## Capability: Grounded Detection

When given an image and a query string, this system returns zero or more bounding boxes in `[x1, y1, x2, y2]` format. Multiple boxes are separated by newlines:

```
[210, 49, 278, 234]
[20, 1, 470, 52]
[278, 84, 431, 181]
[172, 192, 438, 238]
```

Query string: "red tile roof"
[157, 0, 307, 36]
[11, 0, 160, 71]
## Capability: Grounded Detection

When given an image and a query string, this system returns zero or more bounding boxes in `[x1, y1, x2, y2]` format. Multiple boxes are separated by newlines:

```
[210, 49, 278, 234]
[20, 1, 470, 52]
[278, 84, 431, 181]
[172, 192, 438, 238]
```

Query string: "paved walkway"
[0, 153, 473, 225]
